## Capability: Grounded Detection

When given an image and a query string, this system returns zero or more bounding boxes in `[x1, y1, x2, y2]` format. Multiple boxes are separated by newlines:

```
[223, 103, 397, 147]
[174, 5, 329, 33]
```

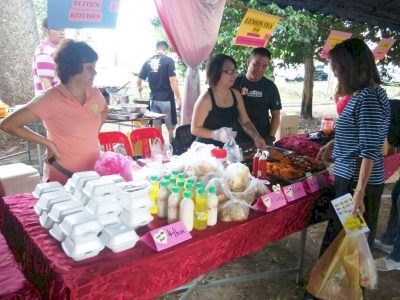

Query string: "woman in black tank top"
[191, 54, 266, 150]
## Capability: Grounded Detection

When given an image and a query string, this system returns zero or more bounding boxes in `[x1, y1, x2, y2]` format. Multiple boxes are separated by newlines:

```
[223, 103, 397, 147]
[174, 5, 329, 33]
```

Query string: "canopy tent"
[256, 0, 400, 32]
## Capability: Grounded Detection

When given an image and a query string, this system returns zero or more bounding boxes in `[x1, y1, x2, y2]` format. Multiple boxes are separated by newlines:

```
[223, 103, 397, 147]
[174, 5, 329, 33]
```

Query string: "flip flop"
[375, 257, 400, 271]
[374, 239, 394, 254]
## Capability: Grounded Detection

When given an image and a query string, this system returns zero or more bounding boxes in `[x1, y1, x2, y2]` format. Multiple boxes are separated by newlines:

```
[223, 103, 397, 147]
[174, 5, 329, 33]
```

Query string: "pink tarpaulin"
[154, 0, 226, 124]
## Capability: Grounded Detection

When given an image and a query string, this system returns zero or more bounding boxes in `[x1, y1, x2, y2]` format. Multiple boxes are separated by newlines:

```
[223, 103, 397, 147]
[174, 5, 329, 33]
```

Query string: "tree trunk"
[0, 0, 39, 106]
[300, 53, 314, 119]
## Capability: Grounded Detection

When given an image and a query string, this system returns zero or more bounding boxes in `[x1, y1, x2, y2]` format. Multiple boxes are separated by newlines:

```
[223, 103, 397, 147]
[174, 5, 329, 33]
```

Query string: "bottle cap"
[197, 188, 205, 195]
[163, 174, 171, 180]
[171, 186, 179, 193]
[211, 148, 227, 159]
[150, 175, 159, 181]
[196, 182, 204, 189]
[169, 178, 176, 184]
[184, 191, 192, 198]
[178, 173, 186, 179]
[208, 186, 216, 193]
[172, 170, 179, 175]
[161, 180, 169, 187]
[185, 183, 193, 190]
[186, 178, 195, 184]
[177, 180, 185, 187]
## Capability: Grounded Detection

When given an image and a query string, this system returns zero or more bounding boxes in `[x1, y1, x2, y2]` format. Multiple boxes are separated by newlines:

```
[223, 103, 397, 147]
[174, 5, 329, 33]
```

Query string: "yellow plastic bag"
[307, 230, 363, 300]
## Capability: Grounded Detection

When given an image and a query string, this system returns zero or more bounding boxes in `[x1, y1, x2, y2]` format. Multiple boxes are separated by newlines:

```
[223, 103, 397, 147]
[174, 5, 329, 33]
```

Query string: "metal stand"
[166, 228, 308, 299]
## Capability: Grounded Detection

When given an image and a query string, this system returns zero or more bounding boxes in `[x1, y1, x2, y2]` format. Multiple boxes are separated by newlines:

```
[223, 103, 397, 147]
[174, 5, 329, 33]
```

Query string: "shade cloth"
[0, 232, 40, 300]
[154, 0, 226, 124]
[0, 191, 321, 300]
[275, 133, 400, 181]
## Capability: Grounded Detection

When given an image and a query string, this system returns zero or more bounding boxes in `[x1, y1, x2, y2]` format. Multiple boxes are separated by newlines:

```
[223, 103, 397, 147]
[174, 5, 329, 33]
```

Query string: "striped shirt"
[333, 87, 390, 184]
[32, 40, 59, 96]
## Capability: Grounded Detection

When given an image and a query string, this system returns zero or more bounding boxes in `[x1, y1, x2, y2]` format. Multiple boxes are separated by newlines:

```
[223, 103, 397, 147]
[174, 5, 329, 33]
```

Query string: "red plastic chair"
[98, 131, 133, 156]
[129, 128, 164, 158]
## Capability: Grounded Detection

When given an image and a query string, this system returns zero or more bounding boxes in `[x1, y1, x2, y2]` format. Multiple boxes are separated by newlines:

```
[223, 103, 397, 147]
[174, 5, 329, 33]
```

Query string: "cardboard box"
[0, 163, 41, 197]
[276, 113, 299, 140]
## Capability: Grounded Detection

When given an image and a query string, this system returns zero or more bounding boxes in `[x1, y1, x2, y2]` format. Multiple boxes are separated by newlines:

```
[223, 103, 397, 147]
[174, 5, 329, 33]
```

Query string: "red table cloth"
[276, 133, 400, 181]
[0, 192, 321, 300]
[0, 232, 40, 300]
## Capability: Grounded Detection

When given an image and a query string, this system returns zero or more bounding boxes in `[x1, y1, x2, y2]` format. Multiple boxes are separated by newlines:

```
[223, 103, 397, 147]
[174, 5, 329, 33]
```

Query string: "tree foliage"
[213, 0, 399, 118]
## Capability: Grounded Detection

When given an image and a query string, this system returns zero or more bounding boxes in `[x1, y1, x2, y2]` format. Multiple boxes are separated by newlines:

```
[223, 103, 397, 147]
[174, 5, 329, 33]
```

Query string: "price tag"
[140, 221, 192, 251]
[282, 182, 307, 202]
[253, 189, 287, 212]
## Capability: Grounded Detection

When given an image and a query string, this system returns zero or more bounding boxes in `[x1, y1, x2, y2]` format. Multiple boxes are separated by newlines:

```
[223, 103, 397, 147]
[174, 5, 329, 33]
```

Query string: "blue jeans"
[380, 179, 400, 262]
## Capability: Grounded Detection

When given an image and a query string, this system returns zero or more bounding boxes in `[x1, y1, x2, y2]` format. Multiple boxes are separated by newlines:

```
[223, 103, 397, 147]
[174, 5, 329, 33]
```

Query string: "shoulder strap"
[208, 88, 217, 107]
[230, 88, 238, 106]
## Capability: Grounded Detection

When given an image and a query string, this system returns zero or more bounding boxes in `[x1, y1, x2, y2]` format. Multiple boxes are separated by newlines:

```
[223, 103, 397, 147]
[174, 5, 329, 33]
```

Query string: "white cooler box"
[0, 163, 41, 197]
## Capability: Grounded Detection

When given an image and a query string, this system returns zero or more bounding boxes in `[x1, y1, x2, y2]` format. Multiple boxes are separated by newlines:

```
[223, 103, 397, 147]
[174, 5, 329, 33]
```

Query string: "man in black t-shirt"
[233, 47, 282, 147]
[137, 41, 181, 140]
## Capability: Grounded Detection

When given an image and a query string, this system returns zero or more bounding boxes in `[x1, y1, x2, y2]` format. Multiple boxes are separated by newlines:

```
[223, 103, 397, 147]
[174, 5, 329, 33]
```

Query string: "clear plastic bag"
[223, 137, 243, 163]
[359, 234, 378, 289]
[224, 162, 250, 192]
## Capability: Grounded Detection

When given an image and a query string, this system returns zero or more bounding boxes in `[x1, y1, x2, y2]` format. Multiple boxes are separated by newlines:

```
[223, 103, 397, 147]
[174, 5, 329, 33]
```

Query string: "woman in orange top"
[0, 40, 108, 184]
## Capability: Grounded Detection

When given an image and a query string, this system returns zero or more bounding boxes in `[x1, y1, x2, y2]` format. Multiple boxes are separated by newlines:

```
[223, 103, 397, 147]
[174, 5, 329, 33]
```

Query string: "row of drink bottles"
[148, 171, 218, 231]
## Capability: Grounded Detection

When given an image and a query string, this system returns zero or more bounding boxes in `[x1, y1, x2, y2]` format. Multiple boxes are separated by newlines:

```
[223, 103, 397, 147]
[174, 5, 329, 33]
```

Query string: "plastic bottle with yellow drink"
[193, 188, 208, 230]
[148, 175, 159, 214]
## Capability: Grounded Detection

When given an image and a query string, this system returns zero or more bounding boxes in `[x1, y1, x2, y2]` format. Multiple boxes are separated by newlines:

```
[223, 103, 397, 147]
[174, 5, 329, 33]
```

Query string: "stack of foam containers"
[59, 210, 104, 261]
[117, 181, 153, 228]
[33, 182, 71, 229]
[32, 172, 147, 261]
[82, 178, 123, 226]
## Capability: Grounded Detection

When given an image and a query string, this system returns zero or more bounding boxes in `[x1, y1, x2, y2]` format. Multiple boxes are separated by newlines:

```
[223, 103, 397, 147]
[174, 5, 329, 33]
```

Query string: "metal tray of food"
[108, 112, 143, 120]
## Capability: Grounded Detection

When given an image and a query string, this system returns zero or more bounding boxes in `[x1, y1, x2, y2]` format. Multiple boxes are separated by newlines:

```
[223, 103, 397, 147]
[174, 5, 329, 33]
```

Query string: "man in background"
[137, 41, 182, 141]
[32, 17, 64, 95]
[233, 47, 282, 147]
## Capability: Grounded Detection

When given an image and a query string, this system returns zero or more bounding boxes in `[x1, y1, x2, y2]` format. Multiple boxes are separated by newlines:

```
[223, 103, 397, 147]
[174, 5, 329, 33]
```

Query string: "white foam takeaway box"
[0, 163, 41, 197]
[99, 223, 139, 253]
[96, 213, 121, 227]
[120, 209, 153, 228]
[118, 187, 152, 212]
[70, 171, 100, 188]
[62, 235, 104, 261]
[47, 200, 85, 224]
[82, 178, 117, 198]
[59, 210, 103, 240]
[39, 211, 55, 229]
[32, 181, 64, 198]
[86, 199, 122, 216]
[276, 112, 299, 140]
[49, 223, 66, 242]
[101, 174, 125, 184]
[34, 191, 72, 215]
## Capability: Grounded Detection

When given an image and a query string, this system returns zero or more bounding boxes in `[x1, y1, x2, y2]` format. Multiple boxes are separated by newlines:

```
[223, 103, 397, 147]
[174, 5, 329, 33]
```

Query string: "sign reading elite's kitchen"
[47, 0, 120, 29]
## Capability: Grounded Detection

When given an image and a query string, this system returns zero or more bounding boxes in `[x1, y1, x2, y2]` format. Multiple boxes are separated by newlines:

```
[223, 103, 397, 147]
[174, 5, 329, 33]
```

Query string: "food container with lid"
[101, 174, 125, 184]
[34, 190, 72, 214]
[120, 209, 153, 228]
[118, 188, 152, 212]
[82, 178, 117, 197]
[64, 179, 76, 194]
[96, 213, 121, 226]
[48, 200, 85, 224]
[39, 211, 55, 229]
[99, 223, 139, 253]
[62, 235, 104, 261]
[49, 223, 66, 242]
[59, 210, 103, 240]
[86, 199, 122, 216]
[32, 181, 64, 198]
[72, 189, 89, 205]
[70, 171, 100, 188]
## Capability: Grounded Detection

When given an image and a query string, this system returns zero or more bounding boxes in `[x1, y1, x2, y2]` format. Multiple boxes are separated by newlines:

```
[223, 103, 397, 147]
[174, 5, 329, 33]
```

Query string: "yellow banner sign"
[373, 38, 396, 60]
[320, 30, 352, 59]
[234, 9, 281, 48]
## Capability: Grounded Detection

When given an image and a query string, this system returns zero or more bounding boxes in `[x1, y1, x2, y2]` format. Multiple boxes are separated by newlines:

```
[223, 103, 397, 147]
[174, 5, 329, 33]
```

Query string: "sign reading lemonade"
[373, 38, 397, 60]
[234, 9, 281, 48]
[320, 30, 352, 59]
